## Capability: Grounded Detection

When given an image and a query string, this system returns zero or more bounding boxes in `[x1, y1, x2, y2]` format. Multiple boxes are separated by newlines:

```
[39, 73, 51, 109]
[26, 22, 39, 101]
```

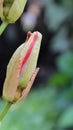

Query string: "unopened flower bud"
[0, 0, 3, 19]
[3, 31, 42, 103]
[0, 0, 27, 23]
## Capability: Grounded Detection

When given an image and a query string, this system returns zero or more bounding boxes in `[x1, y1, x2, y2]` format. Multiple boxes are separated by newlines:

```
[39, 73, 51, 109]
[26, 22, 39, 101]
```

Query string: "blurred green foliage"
[41, 1, 73, 129]
[0, 84, 73, 130]
[0, 87, 59, 130]
[49, 51, 73, 88]
[48, 49, 73, 129]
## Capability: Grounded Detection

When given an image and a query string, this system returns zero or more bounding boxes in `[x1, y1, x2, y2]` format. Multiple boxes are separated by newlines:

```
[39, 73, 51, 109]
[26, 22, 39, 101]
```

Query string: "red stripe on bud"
[20, 32, 38, 71]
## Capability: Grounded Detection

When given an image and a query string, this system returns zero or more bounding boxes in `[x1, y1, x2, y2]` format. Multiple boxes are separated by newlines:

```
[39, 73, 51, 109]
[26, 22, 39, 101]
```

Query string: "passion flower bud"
[0, 0, 27, 23]
[3, 31, 42, 103]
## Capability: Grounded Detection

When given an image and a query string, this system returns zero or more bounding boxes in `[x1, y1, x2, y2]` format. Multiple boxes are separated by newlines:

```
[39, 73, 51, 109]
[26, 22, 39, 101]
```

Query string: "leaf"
[58, 105, 73, 127]
[56, 51, 73, 76]
[49, 72, 71, 87]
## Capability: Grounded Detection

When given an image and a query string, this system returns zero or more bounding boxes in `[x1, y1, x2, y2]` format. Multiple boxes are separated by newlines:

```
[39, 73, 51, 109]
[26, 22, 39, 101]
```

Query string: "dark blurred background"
[0, 0, 73, 130]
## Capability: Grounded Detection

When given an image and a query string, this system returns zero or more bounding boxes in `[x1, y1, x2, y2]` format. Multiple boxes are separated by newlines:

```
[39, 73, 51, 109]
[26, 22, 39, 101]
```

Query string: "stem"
[0, 21, 8, 35]
[0, 102, 12, 121]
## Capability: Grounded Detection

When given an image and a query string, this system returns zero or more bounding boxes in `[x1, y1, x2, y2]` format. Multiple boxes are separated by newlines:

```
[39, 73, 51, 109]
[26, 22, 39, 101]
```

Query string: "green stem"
[0, 102, 12, 121]
[0, 21, 8, 35]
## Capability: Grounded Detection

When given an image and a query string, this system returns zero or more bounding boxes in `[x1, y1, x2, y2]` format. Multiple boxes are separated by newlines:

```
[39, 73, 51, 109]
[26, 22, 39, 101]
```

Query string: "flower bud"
[0, 0, 27, 23]
[3, 31, 42, 103]
[0, 0, 3, 19]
